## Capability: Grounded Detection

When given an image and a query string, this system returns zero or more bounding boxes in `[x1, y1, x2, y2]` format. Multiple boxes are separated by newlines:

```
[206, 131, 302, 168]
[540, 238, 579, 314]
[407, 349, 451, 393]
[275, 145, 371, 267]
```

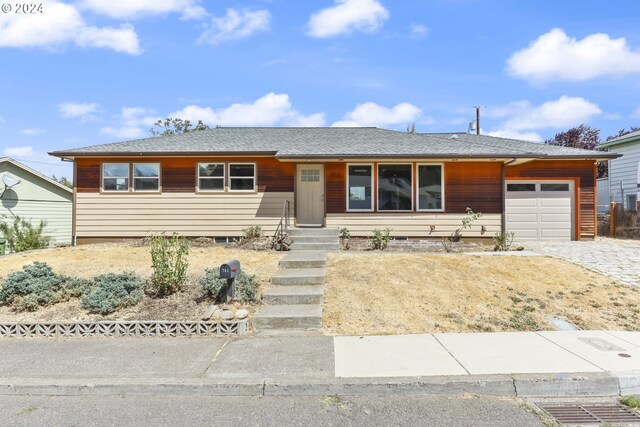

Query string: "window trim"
[346, 163, 374, 212]
[376, 163, 414, 212]
[196, 162, 226, 193]
[132, 162, 161, 193]
[101, 162, 130, 193]
[416, 163, 445, 212]
[228, 162, 257, 193]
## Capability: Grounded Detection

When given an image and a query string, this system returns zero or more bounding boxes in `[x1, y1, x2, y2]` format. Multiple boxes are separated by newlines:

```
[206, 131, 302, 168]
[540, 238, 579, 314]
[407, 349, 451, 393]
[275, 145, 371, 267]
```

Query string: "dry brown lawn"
[0, 242, 283, 322]
[324, 253, 640, 335]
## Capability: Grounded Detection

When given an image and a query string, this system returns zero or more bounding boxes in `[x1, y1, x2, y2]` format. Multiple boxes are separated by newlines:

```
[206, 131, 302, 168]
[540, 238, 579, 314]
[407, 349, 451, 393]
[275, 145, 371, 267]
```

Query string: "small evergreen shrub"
[0, 262, 67, 311]
[372, 227, 392, 250]
[241, 226, 262, 240]
[199, 267, 259, 303]
[65, 277, 94, 298]
[81, 272, 144, 315]
[0, 216, 51, 252]
[148, 233, 190, 297]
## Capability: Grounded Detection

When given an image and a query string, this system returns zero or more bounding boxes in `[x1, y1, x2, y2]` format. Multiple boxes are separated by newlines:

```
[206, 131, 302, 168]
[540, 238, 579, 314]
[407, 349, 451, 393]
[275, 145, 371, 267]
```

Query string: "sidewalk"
[1, 330, 639, 398]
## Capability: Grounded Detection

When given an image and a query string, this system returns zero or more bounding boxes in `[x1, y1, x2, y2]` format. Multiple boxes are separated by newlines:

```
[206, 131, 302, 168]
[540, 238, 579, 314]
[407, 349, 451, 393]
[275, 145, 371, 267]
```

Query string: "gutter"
[501, 158, 518, 235]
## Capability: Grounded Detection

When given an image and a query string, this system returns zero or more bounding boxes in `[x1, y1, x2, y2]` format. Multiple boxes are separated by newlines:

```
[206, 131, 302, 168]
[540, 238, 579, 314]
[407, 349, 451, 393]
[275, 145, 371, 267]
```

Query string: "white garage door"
[505, 181, 574, 241]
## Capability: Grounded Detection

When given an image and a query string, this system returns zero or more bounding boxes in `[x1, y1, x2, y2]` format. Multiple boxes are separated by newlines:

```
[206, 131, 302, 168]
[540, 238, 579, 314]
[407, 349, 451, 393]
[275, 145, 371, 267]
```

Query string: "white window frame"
[132, 162, 161, 193]
[102, 162, 130, 193]
[416, 163, 445, 212]
[197, 162, 225, 192]
[228, 162, 257, 192]
[346, 163, 374, 212]
[377, 163, 414, 212]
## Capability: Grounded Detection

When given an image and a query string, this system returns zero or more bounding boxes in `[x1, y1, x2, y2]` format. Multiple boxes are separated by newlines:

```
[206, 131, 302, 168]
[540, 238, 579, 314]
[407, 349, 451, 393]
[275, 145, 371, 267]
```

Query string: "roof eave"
[49, 150, 279, 158]
[597, 136, 640, 149]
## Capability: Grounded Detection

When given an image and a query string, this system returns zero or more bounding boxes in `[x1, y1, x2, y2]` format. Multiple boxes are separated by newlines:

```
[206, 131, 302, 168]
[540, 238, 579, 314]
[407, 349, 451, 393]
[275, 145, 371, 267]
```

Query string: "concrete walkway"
[524, 238, 640, 287]
[1, 330, 639, 398]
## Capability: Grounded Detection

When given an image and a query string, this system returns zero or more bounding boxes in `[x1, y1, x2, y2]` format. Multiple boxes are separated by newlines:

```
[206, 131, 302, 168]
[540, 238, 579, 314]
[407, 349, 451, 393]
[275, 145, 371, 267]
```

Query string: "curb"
[0, 372, 630, 398]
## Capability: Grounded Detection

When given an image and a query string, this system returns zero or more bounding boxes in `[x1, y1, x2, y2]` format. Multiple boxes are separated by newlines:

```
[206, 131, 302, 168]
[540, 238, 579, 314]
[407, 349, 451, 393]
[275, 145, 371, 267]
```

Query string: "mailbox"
[220, 260, 241, 279]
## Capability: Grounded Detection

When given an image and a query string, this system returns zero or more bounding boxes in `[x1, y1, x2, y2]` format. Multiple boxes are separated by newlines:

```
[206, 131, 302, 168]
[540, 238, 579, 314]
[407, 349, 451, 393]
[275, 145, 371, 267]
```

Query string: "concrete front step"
[279, 251, 328, 269]
[291, 242, 340, 252]
[252, 304, 322, 329]
[262, 285, 324, 305]
[292, 235, 338, 244]
[287, 228, 339, 237]
[270, 268, 326, 286]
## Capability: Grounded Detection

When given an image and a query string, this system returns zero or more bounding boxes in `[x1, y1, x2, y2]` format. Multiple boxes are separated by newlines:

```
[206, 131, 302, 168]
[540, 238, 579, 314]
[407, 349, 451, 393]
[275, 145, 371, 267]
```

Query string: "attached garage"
[505, 180, 574, 241]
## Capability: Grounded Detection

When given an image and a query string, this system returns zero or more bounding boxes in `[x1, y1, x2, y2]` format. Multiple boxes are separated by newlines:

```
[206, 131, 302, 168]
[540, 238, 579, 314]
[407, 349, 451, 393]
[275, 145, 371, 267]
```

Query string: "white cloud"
[198, 8, 270, 45]
[58, 102, 100, 120]
[19, 128, 45, 136]
[101, 107, 158, 139]
[307, 0, 389, 38]
[486, 96, 602, 141]
[80, 0, 207, 20]
[332, 102, 422, 127]
[632, 107, 640, 119]
[170, 93, 325, 127]
[485, 130, 542, 142]
[507, 28, 640, 82]
[4, 146, 35, 157]
[0, 0, 141, 54]
[410, 24, 428, 38]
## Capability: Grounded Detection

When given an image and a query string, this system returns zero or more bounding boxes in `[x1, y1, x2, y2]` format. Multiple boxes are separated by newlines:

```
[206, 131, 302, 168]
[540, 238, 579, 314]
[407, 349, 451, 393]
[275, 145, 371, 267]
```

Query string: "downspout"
[501, 158, 518, 234]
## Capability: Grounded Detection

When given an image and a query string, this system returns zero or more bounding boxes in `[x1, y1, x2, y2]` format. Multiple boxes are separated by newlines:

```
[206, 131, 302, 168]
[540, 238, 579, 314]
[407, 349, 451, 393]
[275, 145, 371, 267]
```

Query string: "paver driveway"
[524, 238, 640, 288]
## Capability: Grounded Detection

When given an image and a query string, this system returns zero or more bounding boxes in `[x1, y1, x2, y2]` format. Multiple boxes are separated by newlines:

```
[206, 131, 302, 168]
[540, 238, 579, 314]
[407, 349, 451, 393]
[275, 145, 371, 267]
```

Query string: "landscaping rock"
[220, 310, 234, 320]
[235, 309, 249, 319]
[201, 305, 218, 320]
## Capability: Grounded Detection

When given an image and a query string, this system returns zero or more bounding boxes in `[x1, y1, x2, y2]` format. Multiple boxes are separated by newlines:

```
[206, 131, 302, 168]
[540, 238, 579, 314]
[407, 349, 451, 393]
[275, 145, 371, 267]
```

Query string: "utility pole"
[474, 106, 480, 135]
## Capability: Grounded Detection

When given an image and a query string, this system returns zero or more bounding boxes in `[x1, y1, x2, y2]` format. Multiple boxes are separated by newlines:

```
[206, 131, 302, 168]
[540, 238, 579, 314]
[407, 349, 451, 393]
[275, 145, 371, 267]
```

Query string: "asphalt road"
[1, 394, 543, 427]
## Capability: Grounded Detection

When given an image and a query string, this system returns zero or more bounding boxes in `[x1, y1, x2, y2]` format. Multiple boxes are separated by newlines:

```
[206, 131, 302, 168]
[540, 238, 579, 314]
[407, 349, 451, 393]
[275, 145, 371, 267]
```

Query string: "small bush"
[65, 277, 94, 298]
[372, 228, 392, 250]
[339, 227, 351, 239]
[493, 231, 515, 251]
[199, 267, 259, 303]
[0, 216, 52, 252]
[148, 233, 190, 297]
[0, 262, 67, 311]
[81, 272, 144, 315]
[241, 226, 262, 240]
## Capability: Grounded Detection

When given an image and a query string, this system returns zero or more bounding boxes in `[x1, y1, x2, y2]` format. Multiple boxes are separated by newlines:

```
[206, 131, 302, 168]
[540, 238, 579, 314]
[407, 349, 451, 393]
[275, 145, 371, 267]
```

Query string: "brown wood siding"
[76, 157, 294, 193]
[506, 160, 596, 238]
[325, 162, 346, 213]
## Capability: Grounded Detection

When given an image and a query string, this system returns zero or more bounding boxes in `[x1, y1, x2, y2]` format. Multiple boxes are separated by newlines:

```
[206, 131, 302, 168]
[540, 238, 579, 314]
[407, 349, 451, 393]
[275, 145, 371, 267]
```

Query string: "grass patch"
[620, 395, 640, 410]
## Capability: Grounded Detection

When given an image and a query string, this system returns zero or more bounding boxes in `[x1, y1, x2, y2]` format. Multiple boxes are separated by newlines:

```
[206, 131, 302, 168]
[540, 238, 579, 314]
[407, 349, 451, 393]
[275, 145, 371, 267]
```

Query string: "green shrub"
[0, 216, 52, 252]
[81, 272, 144, 315]
[372, 228, 392, 250]
[65, 277, 94, 298]
[199, 267, 259, 303]
[493, 231, 515, 251]
[339, 227, 351, 239]
[241, 226, 262, 240]
[0, 262, 68, 311]
[148, 233, 190, 297]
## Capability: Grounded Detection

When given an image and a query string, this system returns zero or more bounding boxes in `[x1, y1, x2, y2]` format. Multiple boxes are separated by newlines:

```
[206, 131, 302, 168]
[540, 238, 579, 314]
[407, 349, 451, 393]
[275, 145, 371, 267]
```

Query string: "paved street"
[525, 238, 640, 287]
[0, 395, 543, 427]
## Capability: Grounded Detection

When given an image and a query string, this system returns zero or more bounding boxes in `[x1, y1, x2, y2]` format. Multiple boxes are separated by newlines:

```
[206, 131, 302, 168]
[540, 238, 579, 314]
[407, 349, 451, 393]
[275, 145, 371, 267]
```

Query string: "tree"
[544, 124, 600, 150]
[150, 118, 211, 136]
[606, 126, 640, 141]
[51, 175, 73, 189]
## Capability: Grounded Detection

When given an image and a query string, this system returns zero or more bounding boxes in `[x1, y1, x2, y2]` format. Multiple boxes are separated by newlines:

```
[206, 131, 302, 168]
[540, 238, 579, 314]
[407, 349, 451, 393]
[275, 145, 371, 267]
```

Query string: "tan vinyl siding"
[326, 213, 501, 237]
[3, 200, 72, 246]
[75, 192, 293, 237]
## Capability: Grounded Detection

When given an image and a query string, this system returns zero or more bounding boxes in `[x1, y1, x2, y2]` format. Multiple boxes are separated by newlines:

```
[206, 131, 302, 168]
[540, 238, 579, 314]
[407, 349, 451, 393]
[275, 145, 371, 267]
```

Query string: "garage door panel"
[506, 181, 573, 241]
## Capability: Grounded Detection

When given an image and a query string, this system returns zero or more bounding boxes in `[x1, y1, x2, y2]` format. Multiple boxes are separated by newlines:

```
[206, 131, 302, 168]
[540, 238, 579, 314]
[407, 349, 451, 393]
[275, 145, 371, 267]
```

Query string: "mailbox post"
[219, 260, 241, 302]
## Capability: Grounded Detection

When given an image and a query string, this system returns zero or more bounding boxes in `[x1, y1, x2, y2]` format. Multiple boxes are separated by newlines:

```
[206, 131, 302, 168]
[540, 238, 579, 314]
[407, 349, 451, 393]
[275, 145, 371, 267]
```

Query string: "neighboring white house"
[0, 157, 73, 247]
[599, 130, 640, 211]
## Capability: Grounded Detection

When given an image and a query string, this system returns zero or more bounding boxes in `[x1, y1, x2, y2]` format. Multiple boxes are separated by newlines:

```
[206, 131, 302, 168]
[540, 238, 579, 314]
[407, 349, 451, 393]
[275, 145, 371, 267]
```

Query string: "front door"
[296, 164, 325, 226]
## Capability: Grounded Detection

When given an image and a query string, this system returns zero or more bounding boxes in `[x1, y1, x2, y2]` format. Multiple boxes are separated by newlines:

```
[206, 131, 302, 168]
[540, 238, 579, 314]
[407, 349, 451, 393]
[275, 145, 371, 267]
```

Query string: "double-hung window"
[198, 163, 225, 191]
[347, 164, 373, 211]
[378, 164, 413, 211]
[229, 163, 255, 191]
[133, 163, 160, 192]
[417, 164, 444, 211]
[102, 163, 129, 192]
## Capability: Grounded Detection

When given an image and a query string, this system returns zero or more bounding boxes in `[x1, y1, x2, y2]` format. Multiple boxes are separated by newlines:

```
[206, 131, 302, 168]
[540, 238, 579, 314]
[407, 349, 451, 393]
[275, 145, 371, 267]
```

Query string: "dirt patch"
[0, 242, 283, 322]
[323, 253, 640, 335]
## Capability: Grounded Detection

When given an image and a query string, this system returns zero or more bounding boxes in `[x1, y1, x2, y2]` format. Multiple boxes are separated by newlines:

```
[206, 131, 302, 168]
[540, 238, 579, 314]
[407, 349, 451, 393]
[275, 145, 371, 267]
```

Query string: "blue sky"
[1, 0, 640, 178]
